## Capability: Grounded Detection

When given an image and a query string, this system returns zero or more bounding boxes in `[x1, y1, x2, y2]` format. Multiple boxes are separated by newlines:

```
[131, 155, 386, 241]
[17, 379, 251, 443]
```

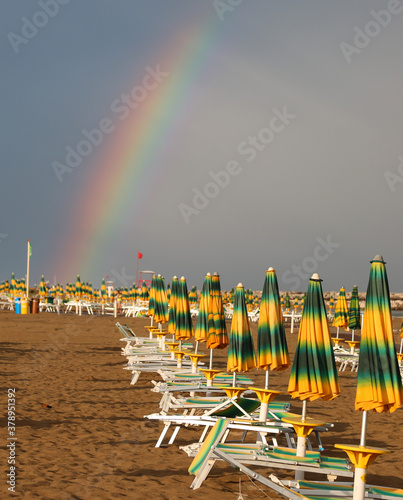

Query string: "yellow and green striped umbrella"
[100, 278, 107, 301]
[194, 273, 212, 343]
[148, 275, 157, 319]
[39, 275, 47, 298]
[332, 287, 349, 332]
[293, 297, 299, 312]
[355, 256, 403, 413]
[206, 273, 228, 351]
[140, 281, 149, 301]
[10, 273, 17, 297]
[175, 276, 193, 341]
[257, 268, 290, 382]
[75, 275, 82, 299]
[166, 283, 170, 302]
[329, 295, 334, 311]
[288, 274, 340, 402]
[285, 292, 291, 311]
[280, 295, 285, 310]
[227, 283, 256, 375]
[153, 274, 168, 324]
[348, 285, 361, 334]
[189, 285, 197, 304]
[168, 276, 179, 335]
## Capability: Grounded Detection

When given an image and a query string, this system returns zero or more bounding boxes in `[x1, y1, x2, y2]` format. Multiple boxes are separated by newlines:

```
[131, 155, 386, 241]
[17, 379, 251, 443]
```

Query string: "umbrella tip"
[311, 273, 320, 280]
[180, 276, 185, 280]
[173, 275, 177, 279]
[237, 282, 243, 288]
[158, 274, 161, 277]
[373, 254, 384, 262]
[206, 272, 211, 276]
[267, 267, 274, 271]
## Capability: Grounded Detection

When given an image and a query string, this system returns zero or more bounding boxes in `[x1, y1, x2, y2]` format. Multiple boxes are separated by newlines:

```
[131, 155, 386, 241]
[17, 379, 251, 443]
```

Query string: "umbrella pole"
[359, 410, 367, 447]
[352, 329, 355, 342]
[336, 326, 339, 339]
[351, 411, 368, 500]
[294, 400, 308, 481]
[232, 371, 236, 387]
[195, 341, 198, 354]
[399, 338, 403, 354]
[209, 348, 213, 370]
[265, 370, 269, 390]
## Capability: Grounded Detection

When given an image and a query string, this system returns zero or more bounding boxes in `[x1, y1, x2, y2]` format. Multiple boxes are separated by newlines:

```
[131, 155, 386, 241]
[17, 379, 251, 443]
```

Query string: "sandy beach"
[1, 311, 403, 499]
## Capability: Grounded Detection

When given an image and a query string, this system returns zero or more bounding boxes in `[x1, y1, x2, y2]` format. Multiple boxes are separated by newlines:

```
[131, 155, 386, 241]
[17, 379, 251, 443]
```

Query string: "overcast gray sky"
[1, 0, 402, 293]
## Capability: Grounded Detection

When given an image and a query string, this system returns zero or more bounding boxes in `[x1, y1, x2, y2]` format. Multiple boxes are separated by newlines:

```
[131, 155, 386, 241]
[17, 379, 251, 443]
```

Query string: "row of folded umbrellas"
[0, 273, 352, 315]
[142, 257, 402, 499]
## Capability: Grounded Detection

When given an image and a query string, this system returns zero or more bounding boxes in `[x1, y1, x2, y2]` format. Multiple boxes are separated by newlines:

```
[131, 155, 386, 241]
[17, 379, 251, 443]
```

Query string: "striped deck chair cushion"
[369, 486, 403, 498]
[212, 397, 261, 418]
[188, 418, 228, 475]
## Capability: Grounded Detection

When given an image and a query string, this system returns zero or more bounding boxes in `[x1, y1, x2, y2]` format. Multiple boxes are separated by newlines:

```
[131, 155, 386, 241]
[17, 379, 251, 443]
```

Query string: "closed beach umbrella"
[348, 285, 361, 340]
[140, 281, 149, 301]
[168, 276, 179, 335]
[206, 273, 228, 352]
[293, 297, 299, 312]
[227, 283, 256, 384]
[148, 275, 157, 320]
[355, 256, 403, 414]
[257, 268, 290, 389]
[189, 285, 197, 304]
[285, 292, 291, 311]
[153, 274, 168, 324]
[194, 273, 212, 343]
[336, 256, 403, 500]
[175, 276, 193, 341]
[288, 273, 340, 478]
[39, 275, 47, 298]
[10, 273, 17, 297]
[332, 287, 349, 336]
[288, 273, 340, 402]
[75, 275, 82, 299]
[166, 282, 171, 302]
[100, 278, 107, 301]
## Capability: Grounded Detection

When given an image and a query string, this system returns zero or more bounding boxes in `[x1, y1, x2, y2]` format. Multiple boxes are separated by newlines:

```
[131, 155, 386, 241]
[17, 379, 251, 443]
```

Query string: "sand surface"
[1, 311, 403, 499]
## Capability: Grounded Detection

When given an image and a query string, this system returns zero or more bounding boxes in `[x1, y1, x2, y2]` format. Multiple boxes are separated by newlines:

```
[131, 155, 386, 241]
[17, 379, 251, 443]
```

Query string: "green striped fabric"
[188, 418, 228, 475]
[288, 277, 340, 402]
[348, 285, 361, 330]
[355, 257, 403, 413]
[207, 273, 229, 349]
[257, 268, 290, 372]
[194, 273, 212, 342]
[297, 480, 352, 491]
[175, 277, 193, 340]
[332, 287, 349, 329]
[212, 397, 260, 417]
[227, 284, 256, 373]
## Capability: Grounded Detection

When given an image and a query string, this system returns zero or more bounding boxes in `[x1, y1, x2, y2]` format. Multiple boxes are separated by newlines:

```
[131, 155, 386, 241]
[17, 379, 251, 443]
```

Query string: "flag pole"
[26, 239, 31, 299]
[136, 253, 139, 288]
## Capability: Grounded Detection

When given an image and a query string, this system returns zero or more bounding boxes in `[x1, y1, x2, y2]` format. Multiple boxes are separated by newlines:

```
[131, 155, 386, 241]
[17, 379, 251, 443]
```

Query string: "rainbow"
[49, 13, 222, 283]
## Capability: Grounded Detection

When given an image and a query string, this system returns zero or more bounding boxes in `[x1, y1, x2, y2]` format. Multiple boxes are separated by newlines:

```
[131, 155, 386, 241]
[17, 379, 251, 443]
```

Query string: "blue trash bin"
[15, 297, 21, 314]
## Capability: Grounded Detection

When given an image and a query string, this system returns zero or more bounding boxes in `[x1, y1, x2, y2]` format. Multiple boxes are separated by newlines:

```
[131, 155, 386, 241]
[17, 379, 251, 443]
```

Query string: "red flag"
[138, 252, 143, 259]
